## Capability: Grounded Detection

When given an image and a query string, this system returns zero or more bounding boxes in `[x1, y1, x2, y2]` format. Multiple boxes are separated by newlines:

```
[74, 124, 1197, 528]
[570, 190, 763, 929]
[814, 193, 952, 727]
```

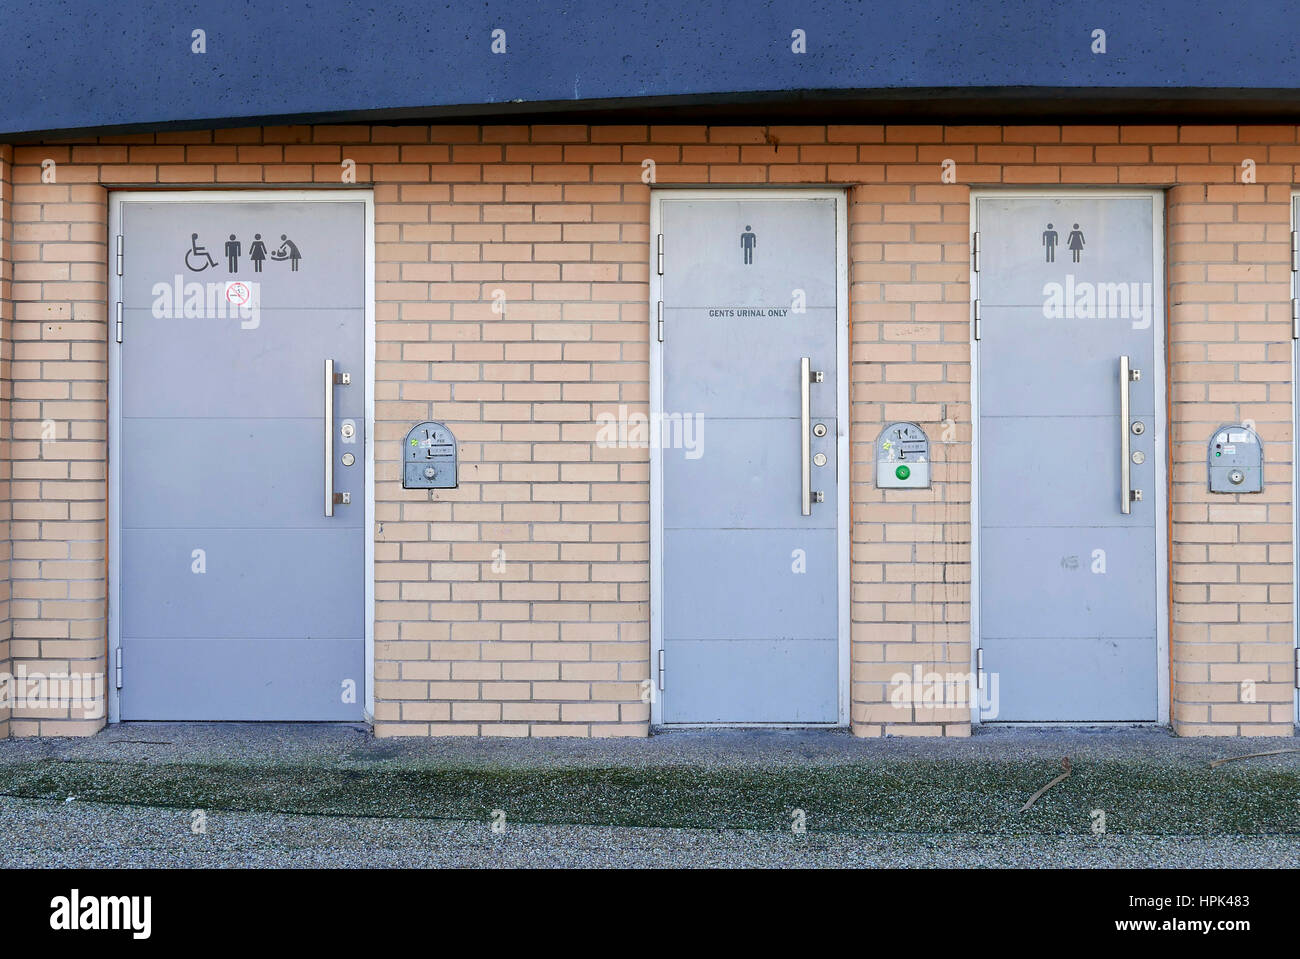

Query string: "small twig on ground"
[1019, 757, 1072, 812]
[104, 741, 174, 746]
[1209, 748, 1300, 769]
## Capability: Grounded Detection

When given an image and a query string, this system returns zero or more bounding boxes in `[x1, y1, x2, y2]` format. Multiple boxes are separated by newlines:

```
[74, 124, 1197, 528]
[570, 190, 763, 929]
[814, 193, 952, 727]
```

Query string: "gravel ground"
[3, 724, 1300, 866]
[4, 722, 1297, 769]
[3, 795, 1299, 868]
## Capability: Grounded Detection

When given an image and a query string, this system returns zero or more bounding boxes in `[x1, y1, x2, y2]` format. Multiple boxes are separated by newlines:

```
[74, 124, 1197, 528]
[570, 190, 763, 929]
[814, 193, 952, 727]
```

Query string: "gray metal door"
[115, 197, 366, 720]
[975, 193, 1164, 722]
[658, 195, 842, 723]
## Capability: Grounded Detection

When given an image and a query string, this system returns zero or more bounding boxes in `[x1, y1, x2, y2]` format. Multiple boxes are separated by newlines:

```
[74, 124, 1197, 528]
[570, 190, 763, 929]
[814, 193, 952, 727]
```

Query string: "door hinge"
[973, 299, 981, 341]
[115, 301, 123, 343]
[115, 234, 123, 276]
[656, 233, 664, 275]
[115, 647, 123, 689]
[657, 649, 665, 691]
[1294, 648, 1299, 689]
[975, 647, 985, 689]
[656, 300, 663, 342]
[1292, 231, 1299, 338]
[972, 231, 980, 273]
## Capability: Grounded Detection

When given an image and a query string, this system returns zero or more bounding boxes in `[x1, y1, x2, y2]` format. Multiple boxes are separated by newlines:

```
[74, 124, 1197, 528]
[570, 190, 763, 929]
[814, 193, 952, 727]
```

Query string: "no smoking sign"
[225, 281, 251, 307]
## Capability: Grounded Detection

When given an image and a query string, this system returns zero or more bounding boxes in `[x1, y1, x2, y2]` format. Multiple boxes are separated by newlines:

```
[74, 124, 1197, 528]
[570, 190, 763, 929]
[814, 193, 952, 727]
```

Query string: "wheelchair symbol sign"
[185, 232, 218, 271]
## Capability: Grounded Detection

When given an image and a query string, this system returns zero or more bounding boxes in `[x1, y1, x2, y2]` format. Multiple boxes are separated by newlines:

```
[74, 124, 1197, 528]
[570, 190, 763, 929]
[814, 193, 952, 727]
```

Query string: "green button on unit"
[895, 465, 911, 480]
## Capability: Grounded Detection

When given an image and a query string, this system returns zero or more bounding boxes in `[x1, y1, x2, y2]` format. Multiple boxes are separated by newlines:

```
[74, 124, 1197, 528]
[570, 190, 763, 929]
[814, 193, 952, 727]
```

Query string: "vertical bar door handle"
[1119, 355, 1131, 515]
[324, 358, 335, 517]
[800, 356, 811, 516]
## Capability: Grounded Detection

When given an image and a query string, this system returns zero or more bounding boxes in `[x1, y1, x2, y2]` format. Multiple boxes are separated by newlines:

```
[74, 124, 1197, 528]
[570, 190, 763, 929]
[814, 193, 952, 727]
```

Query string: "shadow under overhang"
[10, 86, 1300, 141]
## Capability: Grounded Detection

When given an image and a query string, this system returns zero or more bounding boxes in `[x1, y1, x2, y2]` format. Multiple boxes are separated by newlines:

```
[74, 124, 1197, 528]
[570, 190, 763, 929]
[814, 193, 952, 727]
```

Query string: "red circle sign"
[226, 281, 251, 307]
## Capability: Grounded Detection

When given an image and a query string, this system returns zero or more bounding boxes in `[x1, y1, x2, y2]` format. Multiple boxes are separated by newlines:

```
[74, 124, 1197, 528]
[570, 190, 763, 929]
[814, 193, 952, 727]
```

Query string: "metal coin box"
[876, 422, 931, 489]
[403, 421, 458, 489]
[1207, 423, 1262, 493]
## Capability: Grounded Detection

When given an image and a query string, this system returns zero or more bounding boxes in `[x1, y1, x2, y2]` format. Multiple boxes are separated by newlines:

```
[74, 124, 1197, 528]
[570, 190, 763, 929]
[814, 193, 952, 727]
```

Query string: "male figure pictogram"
[1042, 223, 1058, 263]
[740, 225, 757, 265]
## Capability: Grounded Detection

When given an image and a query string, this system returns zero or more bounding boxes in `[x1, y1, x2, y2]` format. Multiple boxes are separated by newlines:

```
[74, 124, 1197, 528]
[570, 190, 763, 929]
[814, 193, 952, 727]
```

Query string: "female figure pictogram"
[249, 233, 268, 273]
[1066, 223, 1085, 263]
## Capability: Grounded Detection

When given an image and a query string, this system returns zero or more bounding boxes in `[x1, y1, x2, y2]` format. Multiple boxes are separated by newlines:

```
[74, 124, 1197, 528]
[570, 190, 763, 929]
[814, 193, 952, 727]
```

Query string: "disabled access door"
[652, 191, 848, 725]
[110, 193, 369, 720]
[973, 192, 1167, 722]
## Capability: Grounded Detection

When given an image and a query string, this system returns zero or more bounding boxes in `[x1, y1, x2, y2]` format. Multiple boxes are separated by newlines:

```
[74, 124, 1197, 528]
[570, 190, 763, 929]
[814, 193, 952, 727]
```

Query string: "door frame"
[968, 188, 1171, 726]
[648, 187, 850, 727]
[1292, 193, 1300, 725]
[106, 189, 376, 724]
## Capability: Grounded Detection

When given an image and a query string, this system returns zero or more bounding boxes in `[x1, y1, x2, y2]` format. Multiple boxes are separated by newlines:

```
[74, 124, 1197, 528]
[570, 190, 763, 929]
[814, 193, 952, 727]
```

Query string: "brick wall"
[1167, 175, 1296, 734]
[849, 177, 973, 737]
[7, 151, 108, 736]
[0, 143, 11, 739]
[2, 122, 1294, 737]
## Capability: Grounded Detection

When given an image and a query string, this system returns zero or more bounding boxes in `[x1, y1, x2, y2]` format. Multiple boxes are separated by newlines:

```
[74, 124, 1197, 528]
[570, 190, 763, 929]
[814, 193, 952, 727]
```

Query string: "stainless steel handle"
[1119, 355, 1143, 514]
[800, 356, 811, 516]
[324, 358, 335, 517]
[1119, 356, 1129, 514]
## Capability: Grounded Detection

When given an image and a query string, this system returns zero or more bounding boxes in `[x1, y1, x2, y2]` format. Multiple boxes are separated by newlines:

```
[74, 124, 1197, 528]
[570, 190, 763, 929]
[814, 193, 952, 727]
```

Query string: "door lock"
[813, 423, 827, 438]
[1131, 421, 1145, 436]
[341, 452, 355, 467]
[813, 452, 827, 467]
[341, 422, 356, 440]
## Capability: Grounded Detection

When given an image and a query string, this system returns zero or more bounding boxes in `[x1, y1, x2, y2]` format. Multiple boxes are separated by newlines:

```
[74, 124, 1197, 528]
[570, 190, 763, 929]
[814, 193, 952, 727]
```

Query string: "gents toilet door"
[655, 192, 846, 724]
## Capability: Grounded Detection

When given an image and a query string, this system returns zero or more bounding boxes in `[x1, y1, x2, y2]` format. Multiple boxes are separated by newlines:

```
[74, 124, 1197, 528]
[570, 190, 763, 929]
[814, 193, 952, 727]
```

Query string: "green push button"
[895, 465, 911, 480]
